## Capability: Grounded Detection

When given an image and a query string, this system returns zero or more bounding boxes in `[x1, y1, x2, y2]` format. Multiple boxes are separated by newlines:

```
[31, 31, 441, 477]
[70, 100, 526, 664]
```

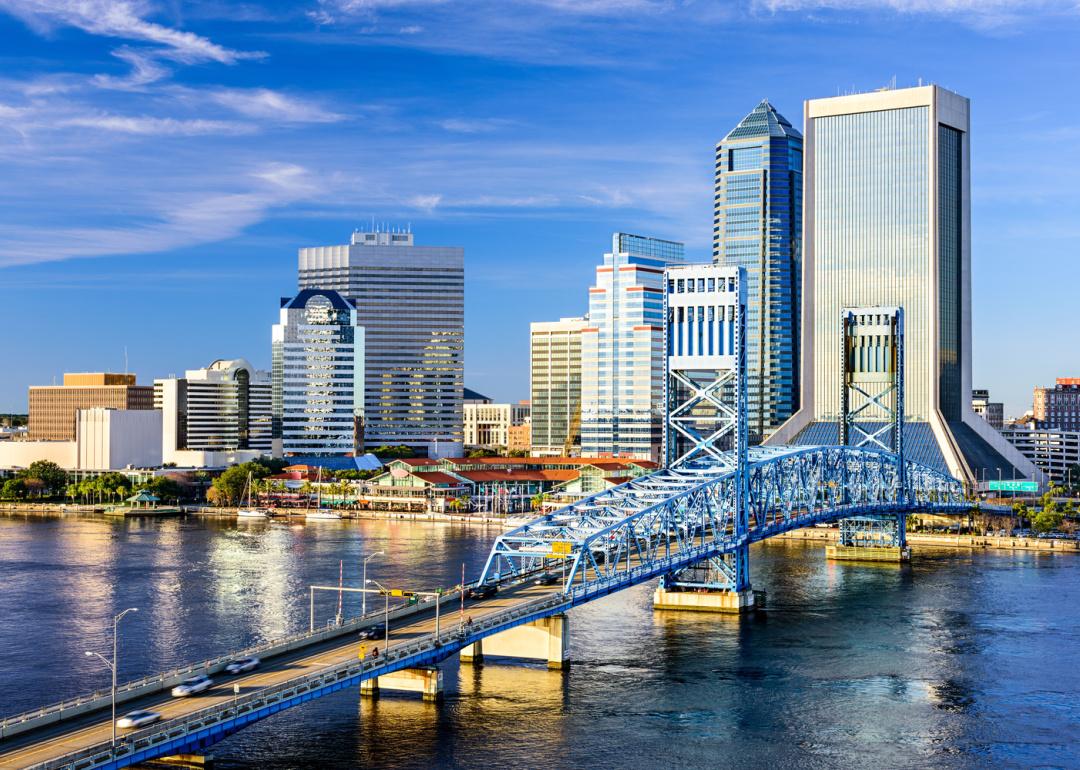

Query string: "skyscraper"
[272, 289, 364, 458]
[530, 317, 587, 456]
[769, 85, 1038, 486]
[713, 99, 802, 443]
[581, 233, 685, 461]
[298, 230, 464, 458]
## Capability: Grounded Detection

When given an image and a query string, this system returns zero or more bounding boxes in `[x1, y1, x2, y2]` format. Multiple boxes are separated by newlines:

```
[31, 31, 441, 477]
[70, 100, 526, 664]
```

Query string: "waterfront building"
[972, 389, 1004, 431]
[769, 85, 1038, 486]
[713, 100, 802, 443]
[298, 229, 464, 458]
[581, 234, 685, 462]
[154, 359, 273, 467]
[28, 373, 153, 441]
[272, 289, 364, 458]
[1001, 426, 1080, 486]
[0, 408, 161, 471]
[1033, 379, 1080, 431]
[463, 401, 530, 450]
[530, 317, 588, 457]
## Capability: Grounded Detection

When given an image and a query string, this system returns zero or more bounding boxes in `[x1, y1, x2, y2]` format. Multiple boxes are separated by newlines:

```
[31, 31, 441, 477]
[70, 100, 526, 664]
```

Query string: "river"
[0, 514, 1077, 769]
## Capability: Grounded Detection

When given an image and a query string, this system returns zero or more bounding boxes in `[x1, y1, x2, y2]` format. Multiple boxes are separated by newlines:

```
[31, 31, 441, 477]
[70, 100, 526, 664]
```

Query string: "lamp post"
[367, 579, 390, 647]
[85, 607, 138, 747]
[362, 551, 384, 616]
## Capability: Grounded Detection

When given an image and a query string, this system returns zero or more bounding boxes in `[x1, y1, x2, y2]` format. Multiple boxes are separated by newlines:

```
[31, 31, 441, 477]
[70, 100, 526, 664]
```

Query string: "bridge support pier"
[826, 514, 910, 563]
[653, 545, 756, 614]
[360, 666, 443, 702]
[145, 755, 214, 769]
[459, 614, 569, 669]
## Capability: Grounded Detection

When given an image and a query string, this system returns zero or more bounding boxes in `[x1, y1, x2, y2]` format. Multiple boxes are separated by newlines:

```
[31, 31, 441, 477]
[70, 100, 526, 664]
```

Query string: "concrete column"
[360, 667, 443, 702]
[653, 585, 756, 614]
[458, 614, 569, 670]
[147, 756, 214, 769]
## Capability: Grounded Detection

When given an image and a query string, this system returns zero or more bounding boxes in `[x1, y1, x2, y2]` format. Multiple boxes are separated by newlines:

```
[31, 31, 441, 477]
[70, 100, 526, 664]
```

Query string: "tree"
[1, 478, 27, 500]
[466, 448, 499, 458]
[531, 492, 548, 511]
[209, 462, 272, 507]
[18, 460, 68, 498]
[1032, 507, 1064, 534]
[372, 445, 414, 459]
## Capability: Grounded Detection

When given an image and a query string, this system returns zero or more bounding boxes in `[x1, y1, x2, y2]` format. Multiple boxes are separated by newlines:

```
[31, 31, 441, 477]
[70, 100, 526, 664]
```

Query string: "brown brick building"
[29, 373, 154, 441]
[1034, 378, 1080, 432]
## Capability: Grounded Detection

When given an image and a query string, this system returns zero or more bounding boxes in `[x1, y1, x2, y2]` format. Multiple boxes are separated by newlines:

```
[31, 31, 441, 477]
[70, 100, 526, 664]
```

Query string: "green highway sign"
[987, 480, 1038, 493]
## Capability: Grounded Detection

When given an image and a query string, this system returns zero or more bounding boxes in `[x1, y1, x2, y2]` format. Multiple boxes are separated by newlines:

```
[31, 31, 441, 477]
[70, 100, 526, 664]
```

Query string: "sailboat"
[305, 467, 341, 520]
[237, 472, 271, 518]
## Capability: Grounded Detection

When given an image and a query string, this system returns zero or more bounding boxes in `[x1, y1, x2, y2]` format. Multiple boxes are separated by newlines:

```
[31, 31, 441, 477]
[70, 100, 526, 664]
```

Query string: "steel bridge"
[0, 442, 970, 770]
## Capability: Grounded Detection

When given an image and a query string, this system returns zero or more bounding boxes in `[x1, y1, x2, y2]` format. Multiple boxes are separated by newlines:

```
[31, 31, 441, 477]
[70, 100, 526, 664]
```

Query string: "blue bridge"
[0, 444, 971, 770]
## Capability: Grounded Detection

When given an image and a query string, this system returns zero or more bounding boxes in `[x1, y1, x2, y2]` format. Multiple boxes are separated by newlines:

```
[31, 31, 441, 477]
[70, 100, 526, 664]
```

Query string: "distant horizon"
[2, 1, 1078, 418]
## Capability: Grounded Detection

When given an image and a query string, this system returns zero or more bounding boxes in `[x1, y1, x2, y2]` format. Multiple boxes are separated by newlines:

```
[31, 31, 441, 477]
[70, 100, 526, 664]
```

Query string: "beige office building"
[29, 373, 154, 441]
[530, 317, 587, 456]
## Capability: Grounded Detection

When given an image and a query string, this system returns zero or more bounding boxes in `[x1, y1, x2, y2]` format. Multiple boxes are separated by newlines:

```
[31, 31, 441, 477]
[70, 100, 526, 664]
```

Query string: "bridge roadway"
[0, 576, 566, 770]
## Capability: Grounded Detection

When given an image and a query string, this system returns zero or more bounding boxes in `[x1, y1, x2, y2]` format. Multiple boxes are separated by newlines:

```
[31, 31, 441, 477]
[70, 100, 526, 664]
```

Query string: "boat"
[304, 467, 342, 520]
[237, 472, 271, 518]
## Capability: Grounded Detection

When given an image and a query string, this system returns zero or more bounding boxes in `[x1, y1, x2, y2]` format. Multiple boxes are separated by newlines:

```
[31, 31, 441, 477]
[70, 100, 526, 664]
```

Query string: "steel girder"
[477, 445, 966, 591]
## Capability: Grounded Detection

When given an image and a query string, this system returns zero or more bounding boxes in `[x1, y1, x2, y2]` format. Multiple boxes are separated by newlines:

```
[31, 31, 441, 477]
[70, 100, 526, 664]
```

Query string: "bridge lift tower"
[828, 306, 911, 562]
[654, 263, 755, 613]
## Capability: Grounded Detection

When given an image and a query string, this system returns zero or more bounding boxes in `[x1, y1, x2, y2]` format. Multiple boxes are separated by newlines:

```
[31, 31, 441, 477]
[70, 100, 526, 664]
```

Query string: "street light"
[366, 579, 390, 647]
[362, 551, 384, 616]
[85, 607, 138, 747]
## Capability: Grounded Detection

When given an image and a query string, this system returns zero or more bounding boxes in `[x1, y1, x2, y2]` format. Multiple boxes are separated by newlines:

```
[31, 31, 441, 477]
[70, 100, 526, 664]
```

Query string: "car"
[116, 709, 161, 729]
[171, 675, 213, 697]
[466, 583, 498, 600]
[357, 625, 384, 641]
[225, 657, 260, 675]
[534, 572, 560, 586]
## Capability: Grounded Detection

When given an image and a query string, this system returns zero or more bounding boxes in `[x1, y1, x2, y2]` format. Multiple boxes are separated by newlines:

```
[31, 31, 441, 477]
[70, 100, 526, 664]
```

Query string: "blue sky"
[1, 0, 1078, 416]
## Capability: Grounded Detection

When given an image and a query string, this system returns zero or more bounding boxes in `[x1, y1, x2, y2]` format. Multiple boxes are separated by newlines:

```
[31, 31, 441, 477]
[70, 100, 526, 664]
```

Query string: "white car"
[171, 675, 213, 697]
[225, 656, 260, 675]
[116, 710, 161, 729]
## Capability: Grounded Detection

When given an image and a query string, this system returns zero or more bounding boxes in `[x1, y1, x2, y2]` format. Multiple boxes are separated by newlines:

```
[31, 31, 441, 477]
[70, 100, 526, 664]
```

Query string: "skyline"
[2, 1, 1080, 416]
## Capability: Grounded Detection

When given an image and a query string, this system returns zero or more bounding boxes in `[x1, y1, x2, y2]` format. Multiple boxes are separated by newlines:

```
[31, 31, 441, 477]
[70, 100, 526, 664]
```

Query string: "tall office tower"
[154, 359, 273, 465]
[530, 317, 587, 456]
[29, 373, 153, 441]
[298, 230, 464, 458]
[713, 100, 802, 443]
[769, 85, 1038, 486]
[581, 233, 685, 462]
[272, 289, 364, 458]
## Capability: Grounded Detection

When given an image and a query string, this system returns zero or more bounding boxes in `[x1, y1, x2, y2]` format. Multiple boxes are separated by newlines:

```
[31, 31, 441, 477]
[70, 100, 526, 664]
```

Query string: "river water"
[1, 514, 1078, 769]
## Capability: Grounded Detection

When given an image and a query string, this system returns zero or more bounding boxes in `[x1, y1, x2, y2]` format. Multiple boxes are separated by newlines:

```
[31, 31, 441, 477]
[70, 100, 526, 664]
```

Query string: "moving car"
[225, 657, 260, 674]
[466, 583, 498, 600]
[357, 625, 385, 641]
[116, 710, 161, 729]
[171, 675, 213, 697]
[534, 572, 560, 586]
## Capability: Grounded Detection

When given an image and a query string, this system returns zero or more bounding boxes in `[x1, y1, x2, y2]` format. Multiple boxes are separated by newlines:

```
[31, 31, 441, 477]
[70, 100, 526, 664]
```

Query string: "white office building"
[272, 289, 364, 458]
[769, 85, 1038, 487]
[464, 402, 530, 449]
[298, 229, 464, 458]
[581, 233, 685, 462]
[154, 358, 273, 467]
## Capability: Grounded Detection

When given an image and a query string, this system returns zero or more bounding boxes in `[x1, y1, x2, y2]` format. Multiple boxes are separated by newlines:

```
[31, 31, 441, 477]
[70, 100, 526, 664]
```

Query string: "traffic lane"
[1, 581, 565, 769]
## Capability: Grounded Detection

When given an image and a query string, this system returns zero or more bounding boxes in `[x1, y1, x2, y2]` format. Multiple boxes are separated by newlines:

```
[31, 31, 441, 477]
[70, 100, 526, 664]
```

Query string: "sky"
[1, 0, 1078, 417]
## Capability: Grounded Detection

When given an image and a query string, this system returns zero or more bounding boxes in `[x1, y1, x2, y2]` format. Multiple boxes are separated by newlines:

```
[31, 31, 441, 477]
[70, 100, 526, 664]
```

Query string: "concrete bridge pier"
[459, 614, 569, 670]
[653, 545, 756, 614]
[360, 666, 444, 702]
[144, 755, 214, 769]
[826, 514, 910, 563]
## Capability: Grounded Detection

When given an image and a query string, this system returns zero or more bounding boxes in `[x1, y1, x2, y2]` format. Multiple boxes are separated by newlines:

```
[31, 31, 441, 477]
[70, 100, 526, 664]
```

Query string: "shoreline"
[773, 526, 1080, 553]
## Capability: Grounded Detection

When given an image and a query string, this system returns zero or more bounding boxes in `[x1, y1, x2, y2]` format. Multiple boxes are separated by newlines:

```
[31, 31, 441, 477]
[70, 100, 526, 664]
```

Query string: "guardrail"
[0, 591, 461, 741]
[28, 590, 570, 770]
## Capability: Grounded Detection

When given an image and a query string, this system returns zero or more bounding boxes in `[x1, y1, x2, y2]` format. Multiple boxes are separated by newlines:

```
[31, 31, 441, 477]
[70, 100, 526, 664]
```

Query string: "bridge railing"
[29, 590, 571, 770]
[0, 591, 456, 741]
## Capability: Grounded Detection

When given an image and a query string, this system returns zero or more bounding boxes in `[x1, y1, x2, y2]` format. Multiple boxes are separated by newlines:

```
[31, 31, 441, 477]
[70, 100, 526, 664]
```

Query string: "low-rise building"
[0, 408, 162, 471]
[29, 373, 154, 441]
[1034, 378, 1080, 432]
[972, 389, 1004, 431]
[1001, 426, 1080, 486]
[508, 418, 531, 453]
[463, 400, 530, 450]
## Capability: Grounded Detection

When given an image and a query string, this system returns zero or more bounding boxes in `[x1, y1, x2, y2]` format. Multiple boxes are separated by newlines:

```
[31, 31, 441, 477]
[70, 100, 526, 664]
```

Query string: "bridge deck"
[0, 579, 564, 770]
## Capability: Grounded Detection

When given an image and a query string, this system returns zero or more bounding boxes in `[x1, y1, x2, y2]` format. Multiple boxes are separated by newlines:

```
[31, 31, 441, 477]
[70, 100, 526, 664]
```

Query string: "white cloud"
[0, 0, 263, 64]
[59, 114, 253, 135]
[407, 193, 442, 211]
[208, 88, 344, 123]
[752, 0, 1080, 25]
[0, 163, 316, 266]
[93, 47, 171, 89]
[437, 117, 513, 133]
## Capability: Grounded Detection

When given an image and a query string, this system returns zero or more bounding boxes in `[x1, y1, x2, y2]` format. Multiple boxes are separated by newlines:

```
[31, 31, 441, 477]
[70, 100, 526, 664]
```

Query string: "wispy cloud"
[436, 117, 514, 133]
[0, 0, 263, 64]
[752, 0, 1080, 27]
[207, 88, 345, 123]
[59, 114, 252, 135]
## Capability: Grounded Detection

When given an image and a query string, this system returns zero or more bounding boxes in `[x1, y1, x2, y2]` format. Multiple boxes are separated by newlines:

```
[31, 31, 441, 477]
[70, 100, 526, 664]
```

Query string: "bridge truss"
[478, 445, 967, 596]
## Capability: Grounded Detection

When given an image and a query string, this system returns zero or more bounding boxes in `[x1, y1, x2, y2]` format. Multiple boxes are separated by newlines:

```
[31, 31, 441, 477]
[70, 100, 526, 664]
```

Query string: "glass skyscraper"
[769, 85, 1039, 486]
[713, 100, 802, 443]
[272, 289, 364, 457]
[581, 233, 685, 461]
[298, 230, 464, 458]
